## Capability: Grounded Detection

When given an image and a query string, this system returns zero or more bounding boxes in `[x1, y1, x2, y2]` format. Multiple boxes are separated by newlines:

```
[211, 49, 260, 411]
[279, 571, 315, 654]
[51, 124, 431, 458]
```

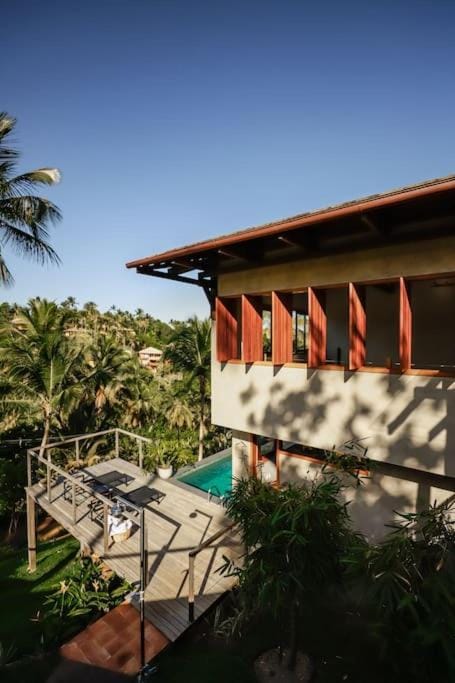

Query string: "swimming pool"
[177, 453, 232, 498]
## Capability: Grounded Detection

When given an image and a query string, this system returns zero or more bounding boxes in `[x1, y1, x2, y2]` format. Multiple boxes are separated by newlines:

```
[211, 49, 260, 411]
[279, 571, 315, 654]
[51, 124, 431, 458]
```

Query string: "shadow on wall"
[236, 368, 455, 539]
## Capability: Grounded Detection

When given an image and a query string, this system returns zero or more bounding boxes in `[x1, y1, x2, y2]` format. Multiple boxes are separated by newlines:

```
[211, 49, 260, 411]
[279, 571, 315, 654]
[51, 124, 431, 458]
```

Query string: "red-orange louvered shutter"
[272, 292, 292, 365]
[308, 287, 326, 367]
[216, 297, 238, 361]
[399, 277, 412, 372]
[241, 295, 263, 362]
[349, 283, 366, 370]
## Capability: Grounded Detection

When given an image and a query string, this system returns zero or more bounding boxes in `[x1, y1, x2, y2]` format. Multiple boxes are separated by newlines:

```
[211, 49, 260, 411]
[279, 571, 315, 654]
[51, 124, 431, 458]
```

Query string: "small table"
[119, 486, 166, 509]
[91, 470, 132, 488]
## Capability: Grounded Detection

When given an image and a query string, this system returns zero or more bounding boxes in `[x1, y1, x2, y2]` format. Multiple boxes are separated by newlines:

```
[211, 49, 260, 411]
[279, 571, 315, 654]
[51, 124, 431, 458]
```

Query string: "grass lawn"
[0, 536, 79, 658]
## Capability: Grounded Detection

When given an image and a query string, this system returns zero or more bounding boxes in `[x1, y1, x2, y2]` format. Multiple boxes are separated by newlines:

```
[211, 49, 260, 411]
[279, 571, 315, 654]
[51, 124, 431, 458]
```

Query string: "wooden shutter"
[349, 283, 366, 370]
[216, 297, 238, 361]
[272, 292, 292, 365]
[399, 277, 412, 372]
[308, 287, 326, 367]
[241, 295, 263, 362]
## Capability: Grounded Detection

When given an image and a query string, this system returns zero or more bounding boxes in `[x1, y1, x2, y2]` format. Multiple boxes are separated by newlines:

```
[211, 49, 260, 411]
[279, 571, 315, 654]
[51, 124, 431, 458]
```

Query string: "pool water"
[178, 454, 232, 497]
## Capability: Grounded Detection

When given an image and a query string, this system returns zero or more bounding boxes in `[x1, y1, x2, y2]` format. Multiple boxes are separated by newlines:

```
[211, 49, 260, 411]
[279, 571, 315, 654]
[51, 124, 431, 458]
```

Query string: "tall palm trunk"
[198, 376, 206, 461]
[39, 407, 51, 458]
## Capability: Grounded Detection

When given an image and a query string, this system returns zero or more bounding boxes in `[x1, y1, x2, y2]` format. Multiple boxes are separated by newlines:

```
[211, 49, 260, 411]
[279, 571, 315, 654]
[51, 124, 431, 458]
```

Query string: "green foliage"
[0, 453, 26, 534]
[0, 537, 79, 657]
[345, 498, 455, 681]
[0, 112, 61, 286]
[0, 300, 226, 532]
[222, 474, 355, 666]
[43, 555, 130, 644]
[164, 317, 211, 460]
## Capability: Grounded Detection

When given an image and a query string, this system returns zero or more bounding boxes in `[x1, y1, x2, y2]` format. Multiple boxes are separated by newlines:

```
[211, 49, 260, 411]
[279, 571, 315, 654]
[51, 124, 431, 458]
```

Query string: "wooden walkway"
[27, 457, 242, 642]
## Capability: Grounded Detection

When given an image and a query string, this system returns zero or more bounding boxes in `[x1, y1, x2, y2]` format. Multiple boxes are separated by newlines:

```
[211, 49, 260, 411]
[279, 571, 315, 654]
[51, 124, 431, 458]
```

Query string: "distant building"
[138, 346, 163, 370]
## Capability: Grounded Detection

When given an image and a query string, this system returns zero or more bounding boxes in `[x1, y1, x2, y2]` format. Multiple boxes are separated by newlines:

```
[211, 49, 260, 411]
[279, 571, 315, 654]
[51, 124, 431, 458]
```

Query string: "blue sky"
[3, 0, 455, 320]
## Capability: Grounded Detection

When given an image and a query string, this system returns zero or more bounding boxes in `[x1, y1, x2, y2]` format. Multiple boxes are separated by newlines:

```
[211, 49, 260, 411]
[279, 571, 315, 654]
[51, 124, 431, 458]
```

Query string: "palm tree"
[124, 364, 161, 430]
[164, 317, 211, 461]
[84, 335, 133, 414]
[164, 395, 194, 433]
[0, 299, 83, 455]
[0, 112, 61, 284]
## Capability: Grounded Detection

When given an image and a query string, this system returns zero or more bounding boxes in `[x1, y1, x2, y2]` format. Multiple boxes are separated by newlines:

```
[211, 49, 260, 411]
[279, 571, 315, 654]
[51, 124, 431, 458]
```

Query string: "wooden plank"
[399, 277, 412, 372]
[349, 283, 366, 370]
[272, 291, 292, 365]
[241, 294, 263, 362]
[28, 452, 240, 643]
[308, 287, 326, 367]
[215, 297, 239, 361]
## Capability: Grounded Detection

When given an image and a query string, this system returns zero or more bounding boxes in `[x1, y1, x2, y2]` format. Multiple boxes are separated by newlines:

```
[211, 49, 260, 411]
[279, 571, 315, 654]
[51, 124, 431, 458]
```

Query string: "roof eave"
[125, 174, 455, 270]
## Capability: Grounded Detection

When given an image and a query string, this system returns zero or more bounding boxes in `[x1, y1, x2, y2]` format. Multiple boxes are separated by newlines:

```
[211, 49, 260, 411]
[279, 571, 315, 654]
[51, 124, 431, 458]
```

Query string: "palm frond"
[0, 113, 18, 159]
[0, 196, 62, 228]
[4, 168, 61, 195]
[0, 219, 61, 265]
[0, 248, 14, 286]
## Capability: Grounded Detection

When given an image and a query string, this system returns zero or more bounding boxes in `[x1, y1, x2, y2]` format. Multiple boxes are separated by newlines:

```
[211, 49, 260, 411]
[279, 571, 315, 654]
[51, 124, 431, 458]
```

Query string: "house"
[127, 175, 455, 539]
[138, 345, 163, 370]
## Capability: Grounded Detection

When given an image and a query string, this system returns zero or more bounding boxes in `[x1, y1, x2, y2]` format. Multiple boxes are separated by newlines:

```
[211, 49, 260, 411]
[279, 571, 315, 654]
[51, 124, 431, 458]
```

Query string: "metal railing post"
[72, 481, 77, 524]
[139, 508, 146, 670]
[75, 439, 80, 463]
[188, 554, 195, 622]
[103, 503, 109, 555]
[115, 429, 119, 457]
[47, 454, 51, 503]
[27, 450, 32, 487]
[138, 440, 143, 470]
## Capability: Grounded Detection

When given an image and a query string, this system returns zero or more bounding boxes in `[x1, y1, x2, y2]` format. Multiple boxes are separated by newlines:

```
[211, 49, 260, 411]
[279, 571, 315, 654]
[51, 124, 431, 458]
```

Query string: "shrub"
[43, 554, 130, 644]
[345, 498, 455, 681]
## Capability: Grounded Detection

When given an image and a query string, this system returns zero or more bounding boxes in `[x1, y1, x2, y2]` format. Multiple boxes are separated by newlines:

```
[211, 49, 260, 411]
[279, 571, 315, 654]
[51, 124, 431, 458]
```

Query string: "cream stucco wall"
[212, 358, 455, 477]
[278, 455, 454, 540]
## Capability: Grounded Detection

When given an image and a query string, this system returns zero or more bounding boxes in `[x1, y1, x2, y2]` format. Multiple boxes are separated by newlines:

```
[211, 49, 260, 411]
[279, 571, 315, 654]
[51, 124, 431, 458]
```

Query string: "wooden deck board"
[27, 457, 241, 642]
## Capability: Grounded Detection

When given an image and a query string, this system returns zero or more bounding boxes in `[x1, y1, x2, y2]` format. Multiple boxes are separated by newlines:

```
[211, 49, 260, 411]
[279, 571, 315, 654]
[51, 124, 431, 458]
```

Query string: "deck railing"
[32, 427, 152, 470]
[26, 428, 151, 669]
[187, 521, 236, 622]
[26, 427, 152, 556]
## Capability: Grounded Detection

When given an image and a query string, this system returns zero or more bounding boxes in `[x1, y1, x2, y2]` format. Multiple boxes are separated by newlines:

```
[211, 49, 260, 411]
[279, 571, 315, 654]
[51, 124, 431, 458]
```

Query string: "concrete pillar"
[26, 492, 37, 572]
[232, 431, 254, 483]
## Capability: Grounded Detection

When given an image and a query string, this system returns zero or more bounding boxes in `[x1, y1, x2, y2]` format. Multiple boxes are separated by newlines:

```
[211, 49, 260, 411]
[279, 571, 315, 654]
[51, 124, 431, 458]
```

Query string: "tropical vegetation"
[220, 472, 455, 682]
[0, 297, 227, 537]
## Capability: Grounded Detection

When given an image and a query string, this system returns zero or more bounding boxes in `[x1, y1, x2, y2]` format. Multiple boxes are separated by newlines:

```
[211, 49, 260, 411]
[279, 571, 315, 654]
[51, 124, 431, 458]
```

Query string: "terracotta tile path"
[57, 602, 170, 677]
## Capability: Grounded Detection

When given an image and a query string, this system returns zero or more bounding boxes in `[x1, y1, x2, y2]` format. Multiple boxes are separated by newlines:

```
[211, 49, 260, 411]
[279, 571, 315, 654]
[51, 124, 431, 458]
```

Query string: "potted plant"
[155, 441, 175, 479]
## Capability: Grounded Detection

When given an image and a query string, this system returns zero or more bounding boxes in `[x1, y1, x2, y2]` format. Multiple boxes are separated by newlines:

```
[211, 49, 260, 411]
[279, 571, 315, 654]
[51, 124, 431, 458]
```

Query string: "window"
[348, 281, 400, 370]
[292, 292, 308, 362]
[308, 286, 348, 367]
[364, 282, 399, 368]
[326, 287, 349, 365]
[262, 295, 272, 361]
[411, 277, 455, 370]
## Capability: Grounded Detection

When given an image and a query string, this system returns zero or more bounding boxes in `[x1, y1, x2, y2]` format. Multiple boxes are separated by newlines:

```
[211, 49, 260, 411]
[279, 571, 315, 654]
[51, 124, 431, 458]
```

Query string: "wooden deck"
[27, 457, 242, 642]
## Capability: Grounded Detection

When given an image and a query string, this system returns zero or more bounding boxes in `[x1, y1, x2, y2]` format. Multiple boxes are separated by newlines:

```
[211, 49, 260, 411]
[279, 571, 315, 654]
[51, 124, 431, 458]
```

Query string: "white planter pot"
[157, 465, 173, 480]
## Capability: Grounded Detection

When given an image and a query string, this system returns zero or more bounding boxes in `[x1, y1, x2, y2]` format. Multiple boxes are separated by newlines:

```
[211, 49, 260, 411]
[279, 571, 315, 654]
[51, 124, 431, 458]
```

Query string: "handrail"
[28, 427, 153, 471]
[27, 449, 140, 525]
[30, 427, 153, 453]
[187, 521, 236, 622]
